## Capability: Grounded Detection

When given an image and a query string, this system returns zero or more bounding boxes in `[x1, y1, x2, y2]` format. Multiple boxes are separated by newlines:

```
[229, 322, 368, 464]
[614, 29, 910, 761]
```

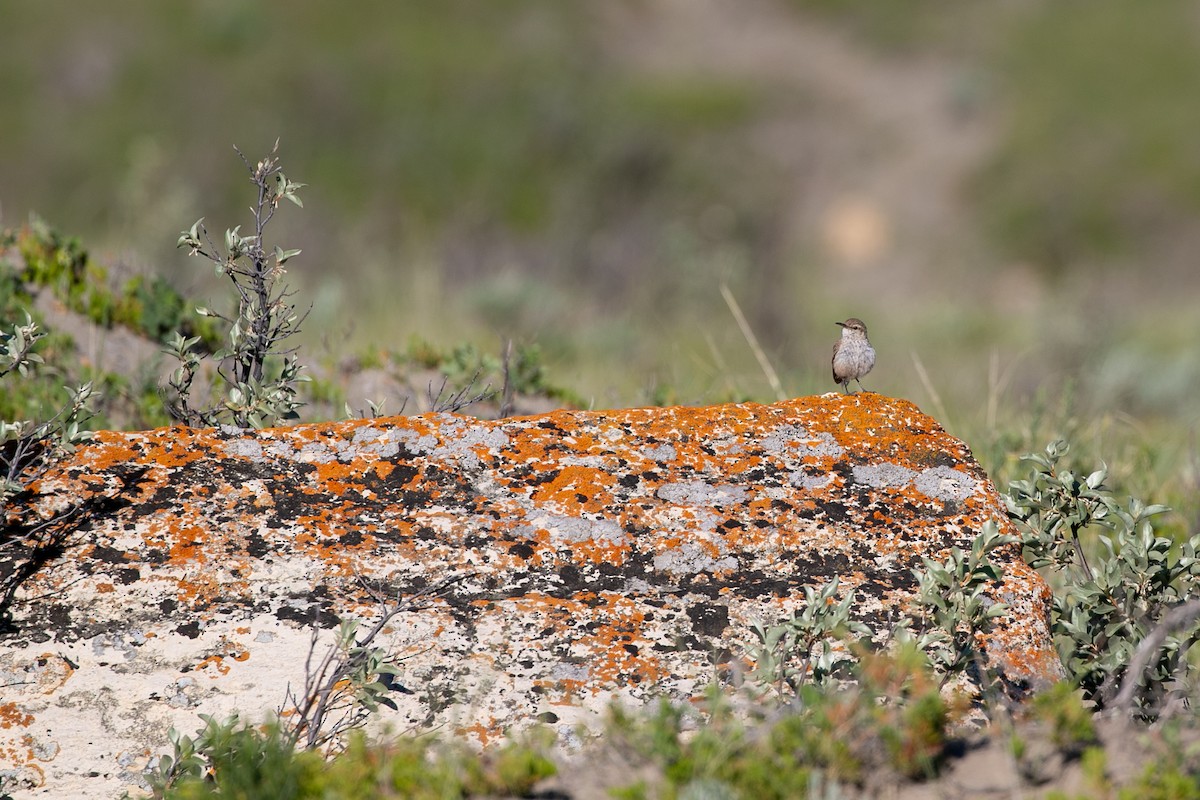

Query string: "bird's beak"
[835, 321, 847, 328]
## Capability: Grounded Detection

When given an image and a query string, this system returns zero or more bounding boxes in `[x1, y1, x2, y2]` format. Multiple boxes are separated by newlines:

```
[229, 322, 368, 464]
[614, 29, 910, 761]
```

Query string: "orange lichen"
[33, 654, 76, 694]
[564, 534, 632, 565]
[0, 703, 34, 729]
[167, 524, 211, 567]
[195, 655, 231, 676]
[576, 594, 666, 689]
[459, 720, 499, 747]
[529, 465, 617, 514]
[7, 392, 1064, 771]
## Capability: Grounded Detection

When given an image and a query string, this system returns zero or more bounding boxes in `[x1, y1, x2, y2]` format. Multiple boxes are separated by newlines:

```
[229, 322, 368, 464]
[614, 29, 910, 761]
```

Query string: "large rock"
[0, 393, 1063, 798]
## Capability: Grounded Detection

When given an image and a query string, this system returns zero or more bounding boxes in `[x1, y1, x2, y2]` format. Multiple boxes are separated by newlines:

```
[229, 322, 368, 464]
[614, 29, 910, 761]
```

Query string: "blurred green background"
[2, 1, 1198, 513]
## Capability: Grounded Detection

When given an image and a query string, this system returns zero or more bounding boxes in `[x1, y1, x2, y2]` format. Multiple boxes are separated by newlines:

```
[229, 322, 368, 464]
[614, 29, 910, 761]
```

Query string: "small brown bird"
[832, 317, 875, 394]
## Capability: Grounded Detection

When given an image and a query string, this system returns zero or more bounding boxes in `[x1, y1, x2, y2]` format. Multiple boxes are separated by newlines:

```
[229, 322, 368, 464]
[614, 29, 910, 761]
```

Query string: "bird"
[832, 317, 875, 394]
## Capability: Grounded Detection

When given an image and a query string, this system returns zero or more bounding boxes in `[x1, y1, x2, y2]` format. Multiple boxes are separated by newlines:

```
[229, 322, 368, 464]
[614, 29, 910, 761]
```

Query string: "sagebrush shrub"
[1006, 440, 1200, 716]
[164, 140, 308, 428]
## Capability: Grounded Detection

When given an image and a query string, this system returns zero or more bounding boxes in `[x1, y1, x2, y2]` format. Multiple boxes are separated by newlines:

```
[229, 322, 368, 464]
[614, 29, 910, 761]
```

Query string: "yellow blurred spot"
[821, 196, 890, 269]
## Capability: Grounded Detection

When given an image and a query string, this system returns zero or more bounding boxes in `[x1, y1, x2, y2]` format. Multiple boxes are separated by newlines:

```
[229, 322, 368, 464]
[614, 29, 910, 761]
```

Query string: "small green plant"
[0, 285, 101, 623]
[285, 575, 471, 749]
[464, 727, 558, 796]
[606, 691, 820, 798]
[1007, 440, 1200, 715]
[0, 312, 97, 549]
[853, 644, 958, 781]
[607, 646, 957, 798]
[748, 578, 871, 698]
[439, 342, 499, 388]
[748, 526, 1013, 709]
[0, 314, 96, 501]
[164, 141, 309, 428]
[1118, 762, 1200, 800]
[1007, 440, 1124, 582]
[1030, 680, 1099, 758]
[280, 615, 406, 752]
[146, 723, 557, 800]
[147, 576, 474, 795]
[147, 713, 248, 795]
[395, 335, 579, 417]
[901, 520, 1014, 691]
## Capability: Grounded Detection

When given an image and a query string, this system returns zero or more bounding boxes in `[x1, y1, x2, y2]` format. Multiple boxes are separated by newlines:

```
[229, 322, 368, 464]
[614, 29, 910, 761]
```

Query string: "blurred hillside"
[2, 1, 1199, 478]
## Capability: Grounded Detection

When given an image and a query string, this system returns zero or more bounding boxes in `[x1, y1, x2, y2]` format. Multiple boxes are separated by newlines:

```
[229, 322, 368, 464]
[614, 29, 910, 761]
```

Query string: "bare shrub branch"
[279, 572, 472, 751]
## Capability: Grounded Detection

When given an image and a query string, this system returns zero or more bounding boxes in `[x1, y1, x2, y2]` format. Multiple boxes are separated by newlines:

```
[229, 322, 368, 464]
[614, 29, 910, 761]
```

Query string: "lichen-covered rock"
[0, 393, 1062, 798]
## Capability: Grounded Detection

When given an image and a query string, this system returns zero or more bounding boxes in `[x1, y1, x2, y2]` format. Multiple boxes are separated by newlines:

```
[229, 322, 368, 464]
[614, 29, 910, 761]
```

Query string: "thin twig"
[1070, 530, 1094, 582]
[1109, 598, 1200, 713]
[279, 572, 473, 750]
[720, 283, 785, 401]
[499, 340, 515, 419]
[910, 350, 951, 427]
[427, 372, 494, 414]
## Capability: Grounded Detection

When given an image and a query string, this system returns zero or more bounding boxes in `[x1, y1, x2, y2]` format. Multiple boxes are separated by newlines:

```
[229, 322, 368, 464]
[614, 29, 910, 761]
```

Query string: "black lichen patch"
[397, 488, 437, 509]
[245, 530, 271, 559]
[267, 483, 319, 522]
[557, 564, 583, 591]
[528, 469, 561, 486]
[175, 620, 201, 639]
[89, 543, 129, 563]
[790, 550, 854, 576]
[275, 602, 338, 628]
[463, 534, 490, 550]
[381, 463, 420, 489]
[716, 572, 790, 598]
[113, 567, 140, 584]
[686, 602, 729, 636]
[821, 501, 852, 524]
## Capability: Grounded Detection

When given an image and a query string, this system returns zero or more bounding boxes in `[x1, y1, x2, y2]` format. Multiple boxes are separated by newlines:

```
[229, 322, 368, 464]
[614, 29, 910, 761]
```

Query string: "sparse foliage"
[280, 616, 406, 752]
[147, 713, 247, 795]
[146, 574, 470, 796]
[1, 314, 96, 504]
[0, 287, 98, 628]
[426, 370, 494, 414]
[609, 646, 956, 797]
[1007, 440, 1200, 716]
[280, 573, 469, 750]
[344, 397, 394, 420]
[749, 526, 1013, 703]
[748, 578, 871, 697]
[163, 141, 309, 428]
[900, 521, 1014, 692]
[143, 722, 557, 800]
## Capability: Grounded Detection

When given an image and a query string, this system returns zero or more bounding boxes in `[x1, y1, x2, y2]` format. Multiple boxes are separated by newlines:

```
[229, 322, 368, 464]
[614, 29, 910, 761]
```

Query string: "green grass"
[976, 0, 1200, 273]
[4, 3, 1198, 476]
[150, 725, 557, 800]
[135, 666, 1200, 800]
[0, 1, 759, 270]
[786, 0, 991, 54]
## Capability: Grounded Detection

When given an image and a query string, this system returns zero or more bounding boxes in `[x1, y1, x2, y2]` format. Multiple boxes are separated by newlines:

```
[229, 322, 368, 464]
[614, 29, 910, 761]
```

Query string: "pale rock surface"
[0, 394, 1062, 798]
